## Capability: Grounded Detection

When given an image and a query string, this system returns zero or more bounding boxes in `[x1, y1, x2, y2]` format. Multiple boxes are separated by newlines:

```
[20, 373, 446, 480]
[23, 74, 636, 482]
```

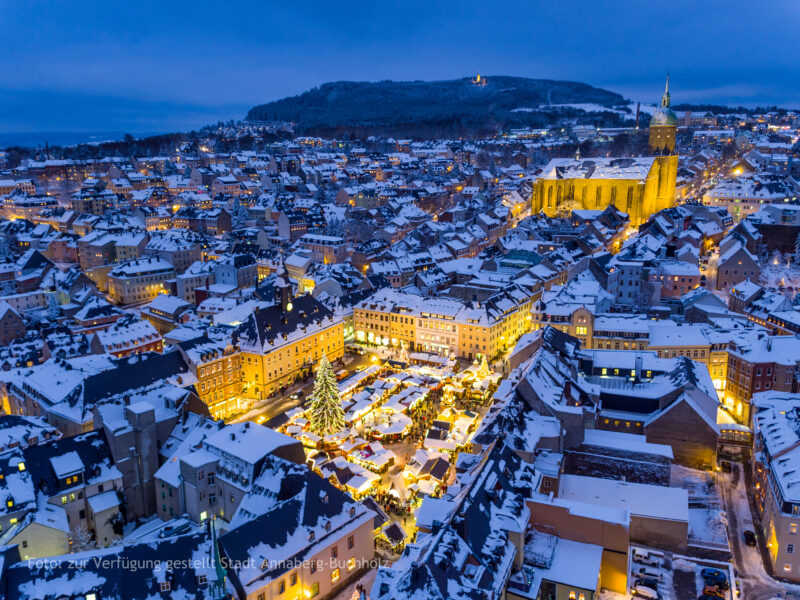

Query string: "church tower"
[274, 254, 292, 312]
[648, 75, 678, 154]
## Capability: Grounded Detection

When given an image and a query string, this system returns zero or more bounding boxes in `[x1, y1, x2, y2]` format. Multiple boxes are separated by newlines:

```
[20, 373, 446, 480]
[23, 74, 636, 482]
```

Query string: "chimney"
[634, 354, 643, 383]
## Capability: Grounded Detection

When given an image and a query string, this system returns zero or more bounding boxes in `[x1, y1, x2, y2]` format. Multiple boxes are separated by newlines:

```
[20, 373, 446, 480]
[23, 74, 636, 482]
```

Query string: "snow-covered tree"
[69, 523, 97, 553]
[326, 217, 344, 238]
[48, 294, 60, 320]
[309, 354, 345, 436]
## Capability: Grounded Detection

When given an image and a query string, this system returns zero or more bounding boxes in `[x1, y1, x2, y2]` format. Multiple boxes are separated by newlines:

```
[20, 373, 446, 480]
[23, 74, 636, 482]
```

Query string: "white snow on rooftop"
[558, 473, 688, 522]
[49, 451, 84, 478]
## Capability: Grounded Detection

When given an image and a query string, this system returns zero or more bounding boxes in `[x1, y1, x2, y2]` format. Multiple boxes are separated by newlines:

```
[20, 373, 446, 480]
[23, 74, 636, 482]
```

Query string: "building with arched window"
[531, 155, 678, 226]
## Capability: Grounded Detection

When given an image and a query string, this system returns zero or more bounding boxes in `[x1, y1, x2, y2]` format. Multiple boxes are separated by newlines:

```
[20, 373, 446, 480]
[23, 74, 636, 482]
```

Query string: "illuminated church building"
[531, 77, 679, 227]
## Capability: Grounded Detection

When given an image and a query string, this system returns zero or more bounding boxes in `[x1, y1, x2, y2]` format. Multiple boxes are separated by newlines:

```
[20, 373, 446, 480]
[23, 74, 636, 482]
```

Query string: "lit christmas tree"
[309, 354, 345, 436]
[477, 354, 490, 379]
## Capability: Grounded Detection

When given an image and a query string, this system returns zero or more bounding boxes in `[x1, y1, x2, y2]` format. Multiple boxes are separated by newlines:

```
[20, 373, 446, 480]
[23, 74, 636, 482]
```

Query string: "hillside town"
[1, 80, 800, 600]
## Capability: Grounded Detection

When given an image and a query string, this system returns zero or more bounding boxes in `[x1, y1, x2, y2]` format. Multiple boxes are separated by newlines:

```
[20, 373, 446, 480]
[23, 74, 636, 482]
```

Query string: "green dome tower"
[649, 75, 678, 154]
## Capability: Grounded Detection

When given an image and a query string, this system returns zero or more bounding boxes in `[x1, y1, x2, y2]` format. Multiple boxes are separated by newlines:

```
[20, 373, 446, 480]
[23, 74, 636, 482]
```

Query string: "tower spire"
[661, 72, 671, 108]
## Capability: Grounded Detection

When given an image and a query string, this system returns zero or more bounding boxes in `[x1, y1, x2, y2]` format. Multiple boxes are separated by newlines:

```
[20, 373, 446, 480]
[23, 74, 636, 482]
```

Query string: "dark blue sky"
[2, 0, 798, 135]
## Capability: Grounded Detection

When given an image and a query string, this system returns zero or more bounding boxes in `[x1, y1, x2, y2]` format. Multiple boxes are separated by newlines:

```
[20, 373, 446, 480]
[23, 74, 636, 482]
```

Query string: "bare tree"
[69, 523, 97, 553]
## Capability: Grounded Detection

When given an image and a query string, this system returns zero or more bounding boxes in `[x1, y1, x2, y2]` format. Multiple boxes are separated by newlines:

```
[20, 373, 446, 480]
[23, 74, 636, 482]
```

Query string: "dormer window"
[309, 531, 315, 542]
[17, 462, 25, 472]
[325, 521, 331, 532]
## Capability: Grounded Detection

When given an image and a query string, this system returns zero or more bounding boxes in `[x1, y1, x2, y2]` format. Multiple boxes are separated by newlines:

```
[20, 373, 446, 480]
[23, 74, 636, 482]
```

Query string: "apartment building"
[176, 260, 216, 304]
[354, 285, 532, 360]
[235, 281, 345, 402]
[220, 454, 375, 600]
[107, 258, 176, 305]
[89, 316, 163, 357]
[182, 340, 244, 418]
[725, 332, 800, 424]
[0, 432, 123, 557]
[753, 394, 800, 582]
[154, 421, 304, 523]
[297, 233, 349, 264]
[145, 231, 204, 274]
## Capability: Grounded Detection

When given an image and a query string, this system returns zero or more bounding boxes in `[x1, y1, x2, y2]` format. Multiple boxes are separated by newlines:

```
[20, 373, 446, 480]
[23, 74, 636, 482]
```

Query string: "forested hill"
[245, 76, 631, 138]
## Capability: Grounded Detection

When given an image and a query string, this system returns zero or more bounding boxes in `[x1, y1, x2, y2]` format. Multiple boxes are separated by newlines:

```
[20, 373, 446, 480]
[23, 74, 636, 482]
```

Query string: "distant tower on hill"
[649, 75, 678, 154]
[472, 74, 487, 86]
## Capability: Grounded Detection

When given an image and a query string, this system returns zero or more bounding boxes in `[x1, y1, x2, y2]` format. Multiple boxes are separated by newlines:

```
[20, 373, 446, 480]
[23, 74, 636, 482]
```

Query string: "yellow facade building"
[532, 77, 679, 226]
[183, 340, 244, 417]
[354, 285, 533, 361]
[531, 155, 678, 227]
[181, 282, 344, 419]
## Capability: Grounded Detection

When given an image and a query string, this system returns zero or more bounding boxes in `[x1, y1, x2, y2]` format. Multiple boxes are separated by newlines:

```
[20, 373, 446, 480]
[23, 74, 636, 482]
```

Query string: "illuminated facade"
[354, 285, 533, 360]
[186, 341, 245, 418]
[107, 258, 176, 305]
[531, 155, 677, 227]
[183, 297, 344, 419]
[237, 269, 345, 403]
[531, 77, 679, 226]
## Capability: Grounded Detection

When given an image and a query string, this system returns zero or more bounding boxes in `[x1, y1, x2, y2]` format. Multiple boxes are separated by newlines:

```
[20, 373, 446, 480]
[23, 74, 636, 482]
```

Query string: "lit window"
[569, 592, 577, 600]
[347, 557, 356, 572]
[17, 462, 25, 472]
[160, 581, 171, 592]
[331, 568, 340, 584]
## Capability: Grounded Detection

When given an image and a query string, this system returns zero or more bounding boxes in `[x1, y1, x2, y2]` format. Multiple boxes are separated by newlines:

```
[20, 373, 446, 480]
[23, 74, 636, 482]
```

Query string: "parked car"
[743, 529, 757, 546]
[636, 567, 663, 582]
[633, 549, 664, 568]
[635, 577, 659, 591]
[720, 460, 732, 473]
[158, 521, 192, 538]
[701, 568, 727, 581]
[631, 585, 660, 600]
[701, 568, 729, 590]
